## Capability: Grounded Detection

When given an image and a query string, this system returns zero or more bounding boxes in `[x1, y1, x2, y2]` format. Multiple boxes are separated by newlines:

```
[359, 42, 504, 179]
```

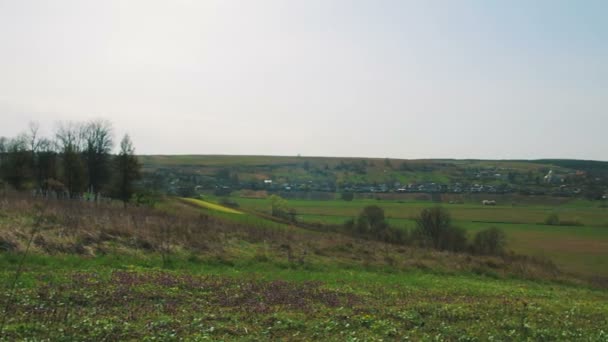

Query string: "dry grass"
[0, 192, 294, 257]
[0, 191, 602, 288]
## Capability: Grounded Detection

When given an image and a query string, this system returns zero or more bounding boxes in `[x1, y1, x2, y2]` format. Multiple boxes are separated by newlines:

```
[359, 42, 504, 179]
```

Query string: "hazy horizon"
[1, 1, 607, 160]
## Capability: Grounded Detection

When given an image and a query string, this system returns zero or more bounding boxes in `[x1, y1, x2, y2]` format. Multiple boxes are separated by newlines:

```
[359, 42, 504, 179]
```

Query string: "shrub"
[472, 227, 506, 255]
[356, 205, 387, 236]
[378, 226, 408, 245]
[544, 213, 560, 225]
[132, 190, 164, 207]
[411, 207, 467, 252]
[269, 195, 296, 222]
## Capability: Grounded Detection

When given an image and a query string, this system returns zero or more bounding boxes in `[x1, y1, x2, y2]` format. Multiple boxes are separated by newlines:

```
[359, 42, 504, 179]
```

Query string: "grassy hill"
[1, 191, 607, 340]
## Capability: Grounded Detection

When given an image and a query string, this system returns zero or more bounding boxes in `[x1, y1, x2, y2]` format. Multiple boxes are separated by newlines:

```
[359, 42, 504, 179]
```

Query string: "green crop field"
[1, 254, 607, 341]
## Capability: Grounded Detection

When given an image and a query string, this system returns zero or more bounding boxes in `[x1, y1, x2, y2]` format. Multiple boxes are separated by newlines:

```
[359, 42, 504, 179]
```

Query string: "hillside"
[139, 155, 608, 200]
[1, 192, 607, 340]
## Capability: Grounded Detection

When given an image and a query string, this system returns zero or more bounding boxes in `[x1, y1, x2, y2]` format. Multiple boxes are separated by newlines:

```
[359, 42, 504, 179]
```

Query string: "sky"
[0, 0, 606, 160]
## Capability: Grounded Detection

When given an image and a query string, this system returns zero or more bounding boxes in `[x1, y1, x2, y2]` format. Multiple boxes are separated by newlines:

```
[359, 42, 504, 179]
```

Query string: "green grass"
[230, 197, 607, 227]
[1, 253, 607, 341]
[225, 196, 608, 277]
[461, 221, 608, 276]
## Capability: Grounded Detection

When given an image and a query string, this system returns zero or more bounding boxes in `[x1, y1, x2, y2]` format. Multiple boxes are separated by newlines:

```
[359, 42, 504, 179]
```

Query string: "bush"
[472, 227, 506, 255]
[343, 206, 406, 244]
[412, 207, 467, 252]
[544, 213, 560, 225]
[132, 190, 164, 207]
[356, 205, 387, 236]
[378, 226, 408, 245]
[269, 195, 296, 222]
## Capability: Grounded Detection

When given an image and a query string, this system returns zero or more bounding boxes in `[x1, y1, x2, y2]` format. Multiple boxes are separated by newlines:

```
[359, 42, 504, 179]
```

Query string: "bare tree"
[36, 137, 59, 191]
[27, 122, 45, 189]
[27, 121, 42, 154]
[55, 122, 86, 197]
[83, 120, 114, 198]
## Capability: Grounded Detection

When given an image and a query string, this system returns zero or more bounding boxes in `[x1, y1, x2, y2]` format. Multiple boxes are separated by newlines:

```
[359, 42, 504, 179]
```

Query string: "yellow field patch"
[180, 198, 243, 215]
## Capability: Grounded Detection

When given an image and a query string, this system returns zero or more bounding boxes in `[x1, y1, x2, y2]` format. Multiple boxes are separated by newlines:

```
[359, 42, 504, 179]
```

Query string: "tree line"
[346, 205, 506, 256]
[0, 120, 141, 207]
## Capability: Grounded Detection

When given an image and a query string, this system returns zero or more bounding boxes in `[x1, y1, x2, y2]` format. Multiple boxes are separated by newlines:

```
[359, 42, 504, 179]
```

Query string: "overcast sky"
[1, 0, 606, 160]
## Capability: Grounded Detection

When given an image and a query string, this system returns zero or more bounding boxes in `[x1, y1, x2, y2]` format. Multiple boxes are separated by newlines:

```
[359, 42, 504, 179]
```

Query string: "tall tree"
[36, 138, 58, 190]
[356, 205, 388, 236]
[114, 134, 141, 208]
[55, 122, 86, 196]
[27, 122, 42, 155]
[0, 137, 7, 172]
[83, 120, 114, 197]
[1, 136, 32, 190]
[27, 122, 45, 189]
[412, 207, 467, 252]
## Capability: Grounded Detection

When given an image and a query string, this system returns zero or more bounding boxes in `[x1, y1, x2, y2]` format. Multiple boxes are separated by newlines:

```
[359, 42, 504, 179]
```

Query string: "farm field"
[1, 255, 607, 341]
[208, 196, 608, 277]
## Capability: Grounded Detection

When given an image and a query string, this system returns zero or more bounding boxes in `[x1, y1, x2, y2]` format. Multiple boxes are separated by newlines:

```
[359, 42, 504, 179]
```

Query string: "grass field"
[1, 254, 607, 341]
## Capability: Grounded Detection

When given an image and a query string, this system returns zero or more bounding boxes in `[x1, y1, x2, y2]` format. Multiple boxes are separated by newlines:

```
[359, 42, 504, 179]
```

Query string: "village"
[142, 164, 604, 200]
